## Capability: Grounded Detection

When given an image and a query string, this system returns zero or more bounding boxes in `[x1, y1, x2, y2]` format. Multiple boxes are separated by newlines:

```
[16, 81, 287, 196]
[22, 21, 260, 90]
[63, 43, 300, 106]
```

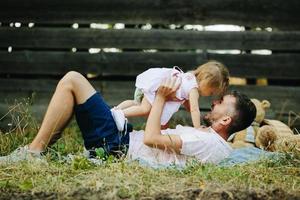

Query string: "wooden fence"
[0, 0, 300, 130]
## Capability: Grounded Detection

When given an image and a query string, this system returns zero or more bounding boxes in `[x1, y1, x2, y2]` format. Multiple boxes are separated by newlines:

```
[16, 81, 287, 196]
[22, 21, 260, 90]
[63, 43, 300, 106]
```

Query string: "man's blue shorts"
[74, 92, 132, 156]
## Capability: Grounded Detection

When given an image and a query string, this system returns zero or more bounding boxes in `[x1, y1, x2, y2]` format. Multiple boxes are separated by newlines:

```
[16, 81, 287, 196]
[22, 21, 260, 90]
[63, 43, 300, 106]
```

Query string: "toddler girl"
[111, 61, 229, 131]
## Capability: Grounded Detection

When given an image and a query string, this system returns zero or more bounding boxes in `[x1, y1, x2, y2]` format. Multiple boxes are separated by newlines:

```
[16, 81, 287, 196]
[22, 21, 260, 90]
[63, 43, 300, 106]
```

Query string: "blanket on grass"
[135, 147, 279, 168]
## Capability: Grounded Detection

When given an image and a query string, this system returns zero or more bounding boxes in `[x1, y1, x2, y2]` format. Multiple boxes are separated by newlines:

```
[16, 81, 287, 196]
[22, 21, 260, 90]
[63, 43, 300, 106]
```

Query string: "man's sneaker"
[111, 108, 127, 131]
[0, 145, 43, 164]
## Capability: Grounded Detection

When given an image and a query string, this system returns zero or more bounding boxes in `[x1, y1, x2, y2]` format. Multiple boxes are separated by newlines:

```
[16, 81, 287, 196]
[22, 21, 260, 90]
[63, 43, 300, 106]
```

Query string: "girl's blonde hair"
[194, 60, 229, 95]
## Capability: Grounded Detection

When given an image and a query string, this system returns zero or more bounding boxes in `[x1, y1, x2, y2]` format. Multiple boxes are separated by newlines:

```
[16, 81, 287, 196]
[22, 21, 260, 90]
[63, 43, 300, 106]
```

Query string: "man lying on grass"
[0, 71, 256, 166]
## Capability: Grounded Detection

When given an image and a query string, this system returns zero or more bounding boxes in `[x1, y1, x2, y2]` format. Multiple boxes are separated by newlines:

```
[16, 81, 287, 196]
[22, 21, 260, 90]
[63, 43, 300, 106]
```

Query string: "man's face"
[203, 95, 236, 126]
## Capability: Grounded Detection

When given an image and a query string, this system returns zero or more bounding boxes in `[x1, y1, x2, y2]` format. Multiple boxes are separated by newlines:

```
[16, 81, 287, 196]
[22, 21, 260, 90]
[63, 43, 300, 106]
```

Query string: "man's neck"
[210, 126, 228, 140]
[218, 131, 228, 140]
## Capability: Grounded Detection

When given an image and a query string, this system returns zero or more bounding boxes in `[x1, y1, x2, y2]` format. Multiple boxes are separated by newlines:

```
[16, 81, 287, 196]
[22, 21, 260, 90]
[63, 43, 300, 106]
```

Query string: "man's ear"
[220, 116, 232, 126]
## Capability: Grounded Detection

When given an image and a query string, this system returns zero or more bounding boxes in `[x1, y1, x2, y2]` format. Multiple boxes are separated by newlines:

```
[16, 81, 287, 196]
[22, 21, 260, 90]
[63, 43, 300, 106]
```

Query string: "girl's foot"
[111, 108, 127, 131]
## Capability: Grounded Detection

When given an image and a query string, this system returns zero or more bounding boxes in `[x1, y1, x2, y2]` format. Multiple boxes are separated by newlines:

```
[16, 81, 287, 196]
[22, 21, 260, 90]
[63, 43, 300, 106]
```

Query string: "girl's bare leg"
[122, 97, 152, 117]
[116, 100, 137, 110]
[29, 71, 96, 152]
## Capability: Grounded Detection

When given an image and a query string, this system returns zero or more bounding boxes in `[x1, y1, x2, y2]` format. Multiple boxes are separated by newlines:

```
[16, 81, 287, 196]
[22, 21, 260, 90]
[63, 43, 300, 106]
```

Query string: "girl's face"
[198, 82, 218, 96]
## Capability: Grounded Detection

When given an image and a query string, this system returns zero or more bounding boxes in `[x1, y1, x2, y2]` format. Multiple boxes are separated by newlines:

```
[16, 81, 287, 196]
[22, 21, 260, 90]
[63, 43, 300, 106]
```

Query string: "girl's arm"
[189, 88, 201, 128]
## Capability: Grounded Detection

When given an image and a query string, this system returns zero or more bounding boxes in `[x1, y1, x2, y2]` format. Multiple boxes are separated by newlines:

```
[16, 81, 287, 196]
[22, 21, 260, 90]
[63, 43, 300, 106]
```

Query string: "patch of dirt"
[154, 188, 300, 200]
[0, 187, 299, 200]
[0, 188, 57, 200]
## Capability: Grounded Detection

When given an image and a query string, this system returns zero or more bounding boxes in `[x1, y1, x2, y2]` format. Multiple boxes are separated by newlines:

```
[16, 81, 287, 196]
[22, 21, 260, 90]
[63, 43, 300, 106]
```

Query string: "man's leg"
[29, 71, 96, 152]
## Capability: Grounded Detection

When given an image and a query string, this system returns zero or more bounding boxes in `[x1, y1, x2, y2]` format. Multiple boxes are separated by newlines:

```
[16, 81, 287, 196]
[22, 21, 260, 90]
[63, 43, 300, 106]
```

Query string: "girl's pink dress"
[135, 67, 198, 125]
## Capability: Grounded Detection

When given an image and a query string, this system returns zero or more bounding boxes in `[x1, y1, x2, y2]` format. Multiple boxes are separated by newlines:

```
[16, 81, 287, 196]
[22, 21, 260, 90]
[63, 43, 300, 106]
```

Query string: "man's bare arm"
[143, 77, 183, 153]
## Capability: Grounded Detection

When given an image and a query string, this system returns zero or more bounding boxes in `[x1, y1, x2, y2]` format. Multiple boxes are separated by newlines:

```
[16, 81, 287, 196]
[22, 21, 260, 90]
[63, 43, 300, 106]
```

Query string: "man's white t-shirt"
[127, 125, 233, 167]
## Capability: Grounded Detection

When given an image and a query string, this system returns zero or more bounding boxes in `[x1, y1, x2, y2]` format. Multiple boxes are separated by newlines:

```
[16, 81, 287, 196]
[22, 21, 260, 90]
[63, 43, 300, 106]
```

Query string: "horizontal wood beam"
[1, 28, 300, 50]
[0, 0, 300, 29]
[0, 79, 299, 115]
[0, 51, 299, 79]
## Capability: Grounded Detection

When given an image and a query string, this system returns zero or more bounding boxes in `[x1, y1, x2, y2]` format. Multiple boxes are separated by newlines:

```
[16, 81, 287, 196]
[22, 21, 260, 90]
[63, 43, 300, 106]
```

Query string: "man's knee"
[58, 71, 83, 90]
[64, 71, 84, 81]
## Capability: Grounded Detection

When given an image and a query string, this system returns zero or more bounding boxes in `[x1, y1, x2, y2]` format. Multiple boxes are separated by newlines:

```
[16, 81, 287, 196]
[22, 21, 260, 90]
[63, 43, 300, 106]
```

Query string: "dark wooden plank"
[0, 79, 299, 115]
[1, 0, 300, 29]
[0, 51, 300, 79]
[1, 28, 300, 50]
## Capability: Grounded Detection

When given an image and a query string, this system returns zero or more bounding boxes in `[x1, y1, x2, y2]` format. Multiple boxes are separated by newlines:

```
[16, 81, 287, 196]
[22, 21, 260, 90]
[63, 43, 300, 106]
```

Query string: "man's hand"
[157, 76, 181, 101]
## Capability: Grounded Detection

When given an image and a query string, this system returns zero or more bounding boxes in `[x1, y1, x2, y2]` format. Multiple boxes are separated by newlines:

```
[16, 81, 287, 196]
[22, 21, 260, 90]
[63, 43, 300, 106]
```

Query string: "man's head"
[203, 91, 256, 138]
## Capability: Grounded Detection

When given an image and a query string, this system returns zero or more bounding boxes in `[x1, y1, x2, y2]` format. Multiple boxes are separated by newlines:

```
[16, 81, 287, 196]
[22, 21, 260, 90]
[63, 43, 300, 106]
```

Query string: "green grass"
[0, 149, 299, 198]
[0, 101, 299, 199]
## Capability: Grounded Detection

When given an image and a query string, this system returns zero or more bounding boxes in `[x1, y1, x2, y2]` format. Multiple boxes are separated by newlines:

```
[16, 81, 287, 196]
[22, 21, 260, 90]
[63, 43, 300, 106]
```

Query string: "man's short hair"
[227, 91, 256, 135]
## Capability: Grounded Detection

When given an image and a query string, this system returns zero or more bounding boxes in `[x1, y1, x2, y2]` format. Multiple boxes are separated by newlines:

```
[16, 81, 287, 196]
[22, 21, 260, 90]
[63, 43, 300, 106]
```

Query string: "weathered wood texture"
[0, 0, 299, 131]
[1, 28, 300, 50]
[0, 79, 299, 115]
[1, 0, 300, 29]
[0, 51, 299, 79]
